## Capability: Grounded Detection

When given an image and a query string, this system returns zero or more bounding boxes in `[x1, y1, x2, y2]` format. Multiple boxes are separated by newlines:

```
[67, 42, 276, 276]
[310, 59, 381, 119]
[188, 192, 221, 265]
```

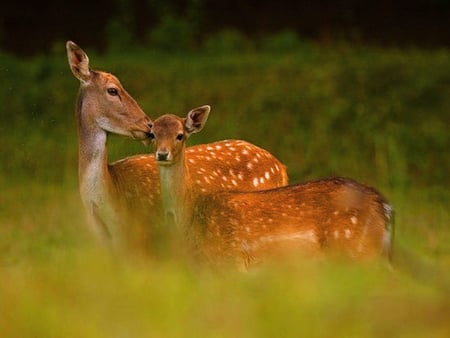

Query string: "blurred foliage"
[147, 14, 195, 52]
[204, 29, 255, 53]
[0, 247, 449, 337]
[105, 19, 135, 53]
[260, 30, 308, 53]
[1, 37, 449, 190]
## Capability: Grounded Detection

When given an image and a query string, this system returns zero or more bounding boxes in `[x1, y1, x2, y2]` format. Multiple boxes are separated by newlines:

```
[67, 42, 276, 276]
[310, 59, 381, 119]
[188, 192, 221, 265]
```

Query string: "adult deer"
[67, 41, 288, 255]
[151, 106, 394, 268]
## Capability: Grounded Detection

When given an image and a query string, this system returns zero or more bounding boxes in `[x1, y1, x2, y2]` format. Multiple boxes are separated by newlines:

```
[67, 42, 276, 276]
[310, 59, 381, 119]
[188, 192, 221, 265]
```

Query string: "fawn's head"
[150, 106, 210, 165]
[66, 41, 152, 143]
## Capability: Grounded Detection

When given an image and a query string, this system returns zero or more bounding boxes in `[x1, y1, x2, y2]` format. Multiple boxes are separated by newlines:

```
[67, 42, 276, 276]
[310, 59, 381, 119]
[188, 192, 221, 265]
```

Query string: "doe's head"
[150, 105, 210, 165]
[66, 40, 153, 144]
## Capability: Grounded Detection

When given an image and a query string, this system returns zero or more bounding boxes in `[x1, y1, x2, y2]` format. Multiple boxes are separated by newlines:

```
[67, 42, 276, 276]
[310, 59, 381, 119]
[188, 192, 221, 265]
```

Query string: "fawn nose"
[156, 151, 169, 161]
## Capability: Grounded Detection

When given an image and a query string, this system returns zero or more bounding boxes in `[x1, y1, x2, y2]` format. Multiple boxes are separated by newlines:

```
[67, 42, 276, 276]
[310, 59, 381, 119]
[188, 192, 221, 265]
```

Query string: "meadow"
[0, 41, 449, 337]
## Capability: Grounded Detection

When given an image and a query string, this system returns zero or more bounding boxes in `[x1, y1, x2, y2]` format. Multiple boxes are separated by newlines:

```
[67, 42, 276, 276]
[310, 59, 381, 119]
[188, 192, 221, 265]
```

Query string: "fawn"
[67, 41, 288, 255]
[150, 106, 394, 268]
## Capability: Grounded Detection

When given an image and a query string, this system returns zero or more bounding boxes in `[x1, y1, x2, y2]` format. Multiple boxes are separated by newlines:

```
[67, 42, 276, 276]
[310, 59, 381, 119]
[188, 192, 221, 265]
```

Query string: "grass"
[0, 42, 449, 337]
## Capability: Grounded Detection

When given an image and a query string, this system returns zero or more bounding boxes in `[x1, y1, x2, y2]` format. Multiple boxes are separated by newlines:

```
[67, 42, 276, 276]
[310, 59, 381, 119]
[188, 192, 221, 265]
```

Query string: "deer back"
[193, 177, 393, 267]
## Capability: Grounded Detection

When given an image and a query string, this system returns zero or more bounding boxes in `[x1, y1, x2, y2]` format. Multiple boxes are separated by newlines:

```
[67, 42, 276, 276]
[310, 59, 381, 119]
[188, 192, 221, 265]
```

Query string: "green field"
[0, 42, 449, 337]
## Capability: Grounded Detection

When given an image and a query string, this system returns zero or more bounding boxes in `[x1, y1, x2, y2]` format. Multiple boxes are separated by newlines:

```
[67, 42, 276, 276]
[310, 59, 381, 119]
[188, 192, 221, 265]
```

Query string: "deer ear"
[185, 105, 210, 134]
[66, 41, 91, 83]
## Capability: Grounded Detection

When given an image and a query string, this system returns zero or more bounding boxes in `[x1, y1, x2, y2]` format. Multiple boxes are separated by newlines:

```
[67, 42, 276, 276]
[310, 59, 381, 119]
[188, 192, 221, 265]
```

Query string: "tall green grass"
[0, 43, 449, 337]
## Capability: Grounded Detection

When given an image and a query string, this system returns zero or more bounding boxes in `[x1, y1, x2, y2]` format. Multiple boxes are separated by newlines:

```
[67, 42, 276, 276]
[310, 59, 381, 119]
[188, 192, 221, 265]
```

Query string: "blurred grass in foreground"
[0, 43, 449, 336]
[1, 248, 449, 338]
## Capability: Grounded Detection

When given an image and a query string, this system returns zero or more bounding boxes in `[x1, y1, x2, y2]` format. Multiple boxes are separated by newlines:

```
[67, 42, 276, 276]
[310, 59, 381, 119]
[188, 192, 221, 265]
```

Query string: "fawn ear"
[66, 41, 92, 83]
[185, 105, 210, 134]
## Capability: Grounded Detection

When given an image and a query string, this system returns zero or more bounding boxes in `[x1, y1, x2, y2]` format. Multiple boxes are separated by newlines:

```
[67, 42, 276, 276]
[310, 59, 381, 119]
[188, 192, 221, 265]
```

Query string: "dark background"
[1, 0, 449, 56]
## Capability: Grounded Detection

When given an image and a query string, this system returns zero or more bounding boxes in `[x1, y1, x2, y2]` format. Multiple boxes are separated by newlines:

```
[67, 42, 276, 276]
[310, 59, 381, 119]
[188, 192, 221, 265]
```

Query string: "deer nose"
[156, 151, 169, 161]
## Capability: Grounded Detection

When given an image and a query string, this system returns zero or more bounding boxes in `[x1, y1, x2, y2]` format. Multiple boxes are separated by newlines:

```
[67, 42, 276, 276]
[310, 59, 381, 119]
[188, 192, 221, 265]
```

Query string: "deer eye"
[176, 133, 184, 141]
[107, 87, 119, 96]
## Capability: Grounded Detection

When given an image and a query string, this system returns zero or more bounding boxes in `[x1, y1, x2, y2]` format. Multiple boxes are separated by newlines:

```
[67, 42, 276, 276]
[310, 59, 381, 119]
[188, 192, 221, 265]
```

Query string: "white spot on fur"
[344, 229, 351, 239]
[253, 178, 259, 187]
[351, 216, 358, 224]
[259, 230, 317, 245]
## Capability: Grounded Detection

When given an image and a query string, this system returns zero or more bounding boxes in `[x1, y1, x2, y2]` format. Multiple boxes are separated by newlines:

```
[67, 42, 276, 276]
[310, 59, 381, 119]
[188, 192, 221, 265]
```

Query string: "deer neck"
[76, 94, 116, 216]
[158, 151, 193, 231]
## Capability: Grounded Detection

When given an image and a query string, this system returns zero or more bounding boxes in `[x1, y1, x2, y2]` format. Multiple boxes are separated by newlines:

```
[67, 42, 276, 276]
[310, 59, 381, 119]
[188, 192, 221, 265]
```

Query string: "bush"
[260, 30, 306, 53]
[147, 15, 195, 52]
[203, 29, 255, 53]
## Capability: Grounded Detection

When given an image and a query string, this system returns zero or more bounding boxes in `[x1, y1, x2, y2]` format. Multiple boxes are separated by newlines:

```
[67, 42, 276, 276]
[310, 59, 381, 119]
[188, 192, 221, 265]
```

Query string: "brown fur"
[152, 108, 393, 268]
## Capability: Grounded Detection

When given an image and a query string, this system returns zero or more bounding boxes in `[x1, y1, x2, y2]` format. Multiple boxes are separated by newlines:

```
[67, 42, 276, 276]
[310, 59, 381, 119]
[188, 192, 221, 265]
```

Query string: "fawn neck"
[158, 149, 194, 231]
[153, 107, 211, 232]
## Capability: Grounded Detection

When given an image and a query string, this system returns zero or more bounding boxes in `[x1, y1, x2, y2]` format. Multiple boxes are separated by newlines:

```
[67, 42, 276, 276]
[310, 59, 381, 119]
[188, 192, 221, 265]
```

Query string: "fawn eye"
[107, 87, 119, 96]
[176, 133, 184, 141]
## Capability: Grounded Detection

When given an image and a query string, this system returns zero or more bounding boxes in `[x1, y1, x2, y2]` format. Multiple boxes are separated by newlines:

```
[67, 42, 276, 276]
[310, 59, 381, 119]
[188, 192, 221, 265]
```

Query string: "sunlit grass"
[1, 234, 448, 337]
[0, 180, 448, 337]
